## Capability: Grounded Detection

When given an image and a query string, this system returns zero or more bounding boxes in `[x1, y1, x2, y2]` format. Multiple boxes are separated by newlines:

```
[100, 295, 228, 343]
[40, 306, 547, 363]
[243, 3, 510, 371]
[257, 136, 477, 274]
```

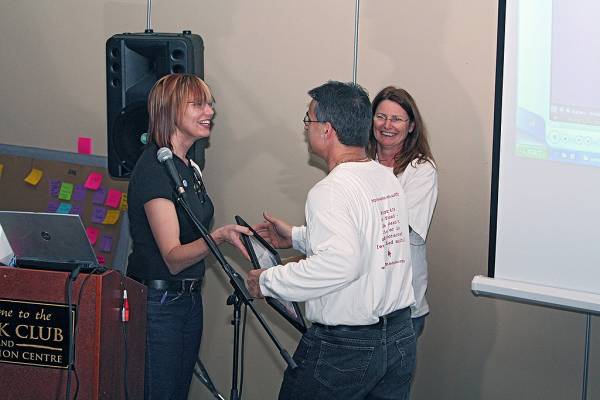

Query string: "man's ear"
[323, 121, 335, 137]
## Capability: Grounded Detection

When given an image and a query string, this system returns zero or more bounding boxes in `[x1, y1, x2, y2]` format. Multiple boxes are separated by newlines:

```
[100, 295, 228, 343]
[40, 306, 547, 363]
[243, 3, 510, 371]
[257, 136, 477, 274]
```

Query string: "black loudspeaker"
[106, 31, 205, 178]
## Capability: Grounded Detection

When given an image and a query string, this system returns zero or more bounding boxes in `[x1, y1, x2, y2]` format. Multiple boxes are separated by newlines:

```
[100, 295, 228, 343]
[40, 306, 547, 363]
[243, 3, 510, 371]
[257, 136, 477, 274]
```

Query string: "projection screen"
[472, 0, 600, 313]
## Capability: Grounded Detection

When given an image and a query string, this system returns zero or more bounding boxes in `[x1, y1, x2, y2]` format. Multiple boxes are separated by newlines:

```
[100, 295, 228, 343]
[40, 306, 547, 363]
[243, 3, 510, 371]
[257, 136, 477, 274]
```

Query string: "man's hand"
[247, 268, 266, 298]
[252, 212, 293, 249]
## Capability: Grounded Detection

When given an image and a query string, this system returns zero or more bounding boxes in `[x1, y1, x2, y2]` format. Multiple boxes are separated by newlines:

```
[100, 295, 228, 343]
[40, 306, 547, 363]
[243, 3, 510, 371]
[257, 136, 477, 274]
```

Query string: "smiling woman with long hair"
[367, 86, 438, 340]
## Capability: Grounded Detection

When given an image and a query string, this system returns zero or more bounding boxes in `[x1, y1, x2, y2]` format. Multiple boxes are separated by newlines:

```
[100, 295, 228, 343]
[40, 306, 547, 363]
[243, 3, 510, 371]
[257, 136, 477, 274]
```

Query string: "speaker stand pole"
[228, 293, 242, 400]
[145, 0, 153, 33]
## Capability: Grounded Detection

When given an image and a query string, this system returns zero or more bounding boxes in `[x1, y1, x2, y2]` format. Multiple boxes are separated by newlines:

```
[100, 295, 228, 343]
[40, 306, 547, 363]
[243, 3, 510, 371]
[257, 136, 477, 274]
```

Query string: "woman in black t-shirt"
[127, 74, 250, 400]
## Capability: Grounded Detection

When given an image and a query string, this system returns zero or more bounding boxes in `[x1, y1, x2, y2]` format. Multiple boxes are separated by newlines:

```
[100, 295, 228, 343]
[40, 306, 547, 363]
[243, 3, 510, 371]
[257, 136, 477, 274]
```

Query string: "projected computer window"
[514, 0, 600, 165]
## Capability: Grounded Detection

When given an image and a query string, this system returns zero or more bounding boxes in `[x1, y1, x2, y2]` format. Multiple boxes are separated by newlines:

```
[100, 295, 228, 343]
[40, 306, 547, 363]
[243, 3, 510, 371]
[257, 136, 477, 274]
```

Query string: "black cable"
[239, 303, 248, 399]
[65, 266, 80, 400]
[118, 272, 130, 400]
[63, 266, 101, 400]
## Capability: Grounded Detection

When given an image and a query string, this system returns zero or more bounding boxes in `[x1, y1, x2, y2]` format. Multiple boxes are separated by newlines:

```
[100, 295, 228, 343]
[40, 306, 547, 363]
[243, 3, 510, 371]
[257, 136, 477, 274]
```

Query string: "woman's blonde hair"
[147, 74, 213, 148]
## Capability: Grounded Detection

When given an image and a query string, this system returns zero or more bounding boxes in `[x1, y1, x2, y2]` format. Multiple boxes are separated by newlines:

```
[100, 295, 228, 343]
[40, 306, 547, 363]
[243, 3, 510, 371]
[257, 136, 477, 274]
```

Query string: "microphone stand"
[174, 192, 297, 400]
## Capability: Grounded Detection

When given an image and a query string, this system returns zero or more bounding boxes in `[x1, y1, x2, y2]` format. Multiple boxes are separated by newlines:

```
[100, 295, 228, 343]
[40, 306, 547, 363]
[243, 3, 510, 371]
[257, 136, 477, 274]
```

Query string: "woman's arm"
[145, 198, 251, 275]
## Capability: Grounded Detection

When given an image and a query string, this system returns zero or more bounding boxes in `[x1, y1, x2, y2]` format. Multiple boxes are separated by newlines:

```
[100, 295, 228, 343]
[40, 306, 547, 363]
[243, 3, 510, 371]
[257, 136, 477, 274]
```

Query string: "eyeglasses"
[303, 112, 322, 127]
[374, 112, 409, 124]
[187, 101, 214, 109]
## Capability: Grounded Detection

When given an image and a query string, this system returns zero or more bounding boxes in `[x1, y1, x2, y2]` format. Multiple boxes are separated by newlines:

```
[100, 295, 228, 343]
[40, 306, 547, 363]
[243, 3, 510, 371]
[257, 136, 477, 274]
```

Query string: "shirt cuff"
[291, 226, 307, 253]
[259, 268, 275, 298]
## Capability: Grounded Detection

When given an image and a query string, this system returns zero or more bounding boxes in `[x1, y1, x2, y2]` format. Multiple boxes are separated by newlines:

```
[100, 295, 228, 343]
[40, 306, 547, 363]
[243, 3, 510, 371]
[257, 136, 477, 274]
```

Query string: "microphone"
[157, 147, 185, 195]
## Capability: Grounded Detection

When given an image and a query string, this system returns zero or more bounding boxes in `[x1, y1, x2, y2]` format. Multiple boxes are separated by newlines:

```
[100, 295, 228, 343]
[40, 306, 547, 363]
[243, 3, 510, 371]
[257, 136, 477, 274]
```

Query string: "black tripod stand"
[195, 357, 226, 400]
[175, 193, 297, 400]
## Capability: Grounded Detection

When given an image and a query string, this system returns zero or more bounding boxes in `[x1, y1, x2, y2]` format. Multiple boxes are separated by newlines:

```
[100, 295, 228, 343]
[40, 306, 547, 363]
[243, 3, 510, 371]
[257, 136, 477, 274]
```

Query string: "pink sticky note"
[84, 172, 103, 190]
[97, 255, 106, 265]
[78, 137, 92, 154]
[86, 226, 100, 245]
[104, 188, 122, 209]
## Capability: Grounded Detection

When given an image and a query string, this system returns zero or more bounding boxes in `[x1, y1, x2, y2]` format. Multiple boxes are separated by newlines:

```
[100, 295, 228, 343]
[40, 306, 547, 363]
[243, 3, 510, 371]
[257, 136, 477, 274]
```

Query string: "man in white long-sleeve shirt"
[247, 81, 416, 400]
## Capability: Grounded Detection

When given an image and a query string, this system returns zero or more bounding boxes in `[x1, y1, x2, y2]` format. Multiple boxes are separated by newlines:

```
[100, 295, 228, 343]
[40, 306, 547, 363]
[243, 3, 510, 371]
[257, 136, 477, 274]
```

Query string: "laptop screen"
[0, 211, 98, 268]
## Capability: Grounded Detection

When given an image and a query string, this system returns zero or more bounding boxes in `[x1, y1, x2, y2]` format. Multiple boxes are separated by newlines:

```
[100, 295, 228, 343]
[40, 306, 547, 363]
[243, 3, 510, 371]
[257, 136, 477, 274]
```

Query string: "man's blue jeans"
[144, 287, 203, 400]
[412, 315, 426, 338]
[279, 308, 416, 400]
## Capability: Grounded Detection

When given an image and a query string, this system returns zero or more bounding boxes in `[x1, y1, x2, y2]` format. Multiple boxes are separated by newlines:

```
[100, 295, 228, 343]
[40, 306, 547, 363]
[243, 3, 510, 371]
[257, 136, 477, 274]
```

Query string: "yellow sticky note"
[0, 163, 4, 179]
[102, 209, 121, 225]
[119, 193, 128, 211]
[24, 168, 44, 186]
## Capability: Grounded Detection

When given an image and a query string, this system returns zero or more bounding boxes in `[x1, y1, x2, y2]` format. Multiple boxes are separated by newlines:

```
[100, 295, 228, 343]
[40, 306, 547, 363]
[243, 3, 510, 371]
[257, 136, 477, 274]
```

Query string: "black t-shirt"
[126, 143, 214, 281]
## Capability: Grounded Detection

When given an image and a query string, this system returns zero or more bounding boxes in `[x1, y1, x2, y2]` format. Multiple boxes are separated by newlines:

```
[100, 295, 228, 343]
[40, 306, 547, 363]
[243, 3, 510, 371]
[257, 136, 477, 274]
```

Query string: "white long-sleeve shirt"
[260, 161, 415, 326]
[397, 159, 438, 317]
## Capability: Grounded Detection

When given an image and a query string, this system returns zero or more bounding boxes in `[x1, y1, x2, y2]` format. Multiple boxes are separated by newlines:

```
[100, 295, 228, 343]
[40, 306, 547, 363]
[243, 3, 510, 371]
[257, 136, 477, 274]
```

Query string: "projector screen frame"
[488, 0, 507, 279]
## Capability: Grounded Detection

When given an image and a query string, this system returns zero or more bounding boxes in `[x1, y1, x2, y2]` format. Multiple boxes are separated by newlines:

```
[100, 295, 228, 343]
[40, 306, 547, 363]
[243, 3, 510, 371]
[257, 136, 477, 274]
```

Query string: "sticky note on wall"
[84, 172, 103, 190]
[86, 226, 100, 245]
[91, 206, 107, 223]
[70, 205, 82, 215]
[99, 235, 113, 253]
[104, 189, 122, 209]
[77, 137, 92, 154]
[72, 184, 86, 201]
[46, 200, 60, 213]
[58, 182, 74, 201]
[119, 193, 128, 211]
[24, 168, 43, 186]
[92, 187, 107, 205]
[49, 179, 61, 197]
[56, 203, 73, 214]
[102, 210, 120, 225]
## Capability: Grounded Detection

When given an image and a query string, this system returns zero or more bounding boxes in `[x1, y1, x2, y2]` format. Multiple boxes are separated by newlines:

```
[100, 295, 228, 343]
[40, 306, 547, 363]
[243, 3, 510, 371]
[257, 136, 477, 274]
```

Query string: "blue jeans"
[279, 308, 416, 400]
[144, 287, 203, 400]
[412, 315, 426, 338]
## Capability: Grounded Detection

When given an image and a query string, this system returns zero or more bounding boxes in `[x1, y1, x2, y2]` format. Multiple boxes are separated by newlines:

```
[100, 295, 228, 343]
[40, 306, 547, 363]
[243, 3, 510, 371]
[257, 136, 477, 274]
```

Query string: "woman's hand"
[252, 212, 293, 249]
[212, 224, 252, 260]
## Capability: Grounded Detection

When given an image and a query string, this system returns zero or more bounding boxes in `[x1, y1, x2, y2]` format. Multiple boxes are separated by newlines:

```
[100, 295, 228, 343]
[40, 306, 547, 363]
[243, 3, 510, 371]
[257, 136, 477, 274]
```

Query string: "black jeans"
[279, 309, 416, 400]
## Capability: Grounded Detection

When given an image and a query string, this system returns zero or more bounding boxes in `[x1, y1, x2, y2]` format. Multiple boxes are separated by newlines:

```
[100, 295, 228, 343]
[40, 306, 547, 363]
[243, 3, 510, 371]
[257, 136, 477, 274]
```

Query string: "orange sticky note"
[77, 137, 92, 154]
[86, 226, 100, 245]
[104, 189, 122, 209]
[102, 210, 120, 225]
[84, 172, 103, 190]
[24, 168, 44, 186]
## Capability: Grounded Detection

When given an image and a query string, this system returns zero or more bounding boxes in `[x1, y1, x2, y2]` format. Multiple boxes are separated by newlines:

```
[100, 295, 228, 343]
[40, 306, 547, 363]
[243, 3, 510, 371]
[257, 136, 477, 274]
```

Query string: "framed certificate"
[235, 215, 307, 333]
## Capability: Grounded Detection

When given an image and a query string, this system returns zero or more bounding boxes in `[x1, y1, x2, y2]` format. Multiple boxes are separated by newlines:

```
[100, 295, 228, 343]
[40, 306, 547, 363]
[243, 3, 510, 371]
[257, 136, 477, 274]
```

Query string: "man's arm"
[259, 186, 364, 302]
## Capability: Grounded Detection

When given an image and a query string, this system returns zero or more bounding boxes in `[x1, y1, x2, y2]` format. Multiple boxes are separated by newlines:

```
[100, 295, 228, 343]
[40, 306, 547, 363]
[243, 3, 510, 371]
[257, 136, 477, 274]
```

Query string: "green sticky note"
[58, 182, 74, 201]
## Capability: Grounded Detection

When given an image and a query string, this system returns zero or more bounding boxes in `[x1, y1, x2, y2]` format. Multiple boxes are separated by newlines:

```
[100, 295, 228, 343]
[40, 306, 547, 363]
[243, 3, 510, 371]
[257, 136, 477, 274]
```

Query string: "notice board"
[0, 144, 130, 271]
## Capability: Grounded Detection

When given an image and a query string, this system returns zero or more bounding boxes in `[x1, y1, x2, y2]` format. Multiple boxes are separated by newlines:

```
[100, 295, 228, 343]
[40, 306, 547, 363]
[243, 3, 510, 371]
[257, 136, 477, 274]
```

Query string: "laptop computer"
[0, 211, 103, 273]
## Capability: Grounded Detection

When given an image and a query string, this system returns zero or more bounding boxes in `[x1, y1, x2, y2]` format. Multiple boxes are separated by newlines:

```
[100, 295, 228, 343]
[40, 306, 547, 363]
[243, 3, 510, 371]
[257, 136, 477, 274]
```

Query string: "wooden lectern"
[0, 267, 146, 399]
